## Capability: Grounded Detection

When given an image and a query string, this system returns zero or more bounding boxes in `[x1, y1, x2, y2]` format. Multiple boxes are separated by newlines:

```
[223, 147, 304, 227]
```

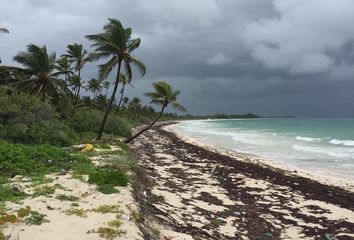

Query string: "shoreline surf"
[165, 120, 354, 193]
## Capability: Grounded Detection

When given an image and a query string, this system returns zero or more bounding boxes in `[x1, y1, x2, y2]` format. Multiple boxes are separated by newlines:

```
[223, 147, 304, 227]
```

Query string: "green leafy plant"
[0, 140, 89, 178]
[107, 219, 121, 228]
[56, 194, 79, 202]
[16, 206, 31, 218]
[88, 168, 128, 188]
[87, 227, 125, 240]
[64, 208, 87, 218]
[96, 185, 118, 194]
[211, 218, 225, 226]
[32, 184, 63, 198]
[91, 205, 121, 214]
[24, 211, 49, 225]
[0, 185, 26, 202]
[0, 213, 17, 225]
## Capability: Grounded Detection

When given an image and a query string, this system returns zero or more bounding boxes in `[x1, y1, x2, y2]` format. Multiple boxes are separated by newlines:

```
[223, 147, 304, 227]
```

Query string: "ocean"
[171, 118, 354, 180]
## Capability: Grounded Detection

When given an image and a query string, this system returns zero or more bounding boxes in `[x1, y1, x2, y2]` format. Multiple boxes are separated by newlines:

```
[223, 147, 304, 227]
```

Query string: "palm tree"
[124, 81, 186, 143]
[86, 18, 146, 140]
[87, 78, 102, 100]
[102, 80, 111, 98]
[68, 75, 86, 101]
[13, 44, 68, 101]
[62, 43, 89, 104]
[55, 56, 72, 85]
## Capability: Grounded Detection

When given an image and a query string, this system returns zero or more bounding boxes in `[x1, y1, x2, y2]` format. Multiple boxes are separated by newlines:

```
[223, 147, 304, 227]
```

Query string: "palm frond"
[98, 56, 119, 81]
[127, 56, 146, 76]
[171, 101, 186, 112]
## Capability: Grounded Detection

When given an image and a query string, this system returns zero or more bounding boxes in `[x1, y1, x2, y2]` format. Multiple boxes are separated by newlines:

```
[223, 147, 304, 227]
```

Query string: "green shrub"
[67, 109, 132, 137]
[88, 167, 128, 194]
[67, 109, 101, 133]
[88, 168, 128, 187]
[56, 194, 79, 201]
[24, 211, 49, 225]
[0, 185, 26, 202]
[0, 92, 78, 146]
[96, 185, 118, 194]
[78, 131, 96, 143]
[0, 140, 90, 178]
[105, 116, 132, 137]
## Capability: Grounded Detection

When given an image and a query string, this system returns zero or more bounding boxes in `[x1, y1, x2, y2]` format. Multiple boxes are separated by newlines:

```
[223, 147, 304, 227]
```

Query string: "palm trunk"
[115, 83, 126, 114]
[74, 70, 81, 105]
[96, 60, 122, 140]
[75, 85, 81, 104]
[124, 105, 165, 143]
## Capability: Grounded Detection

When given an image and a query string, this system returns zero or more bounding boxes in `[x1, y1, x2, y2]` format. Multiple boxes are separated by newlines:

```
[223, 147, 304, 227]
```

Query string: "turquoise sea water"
[172, 118, 354, 180]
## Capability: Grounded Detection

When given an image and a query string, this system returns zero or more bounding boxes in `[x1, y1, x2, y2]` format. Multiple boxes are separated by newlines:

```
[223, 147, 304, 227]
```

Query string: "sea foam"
[295, 136, 321, 142]
[293, 144, 352, 158]
[329, 139, 354, 146]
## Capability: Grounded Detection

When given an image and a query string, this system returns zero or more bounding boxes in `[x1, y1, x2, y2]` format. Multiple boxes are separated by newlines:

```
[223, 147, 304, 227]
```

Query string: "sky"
[1, 0, 354, 117]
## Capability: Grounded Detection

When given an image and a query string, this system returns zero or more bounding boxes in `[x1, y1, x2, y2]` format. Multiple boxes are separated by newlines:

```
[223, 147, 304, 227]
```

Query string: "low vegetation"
[87, 227, 126, 240]
[64, 208, 88, 218]
[91, 205, 121, 214]
[56, 194, 79, 202]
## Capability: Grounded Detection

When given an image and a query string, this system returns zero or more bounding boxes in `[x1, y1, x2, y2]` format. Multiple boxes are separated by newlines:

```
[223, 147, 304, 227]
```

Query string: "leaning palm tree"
[62, 43, 89, 104]
[124, 81, 186, 143]
[87, 78, 102, 100]
[86, 18, 146, 140]
[13, 44, 68, 101]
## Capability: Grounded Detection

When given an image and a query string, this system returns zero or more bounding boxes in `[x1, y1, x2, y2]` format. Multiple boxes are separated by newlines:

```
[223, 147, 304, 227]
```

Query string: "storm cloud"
[1, 0, 354, 116]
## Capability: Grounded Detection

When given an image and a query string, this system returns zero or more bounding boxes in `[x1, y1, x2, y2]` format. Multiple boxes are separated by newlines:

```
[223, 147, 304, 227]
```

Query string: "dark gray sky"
[1, 0, 354, 117]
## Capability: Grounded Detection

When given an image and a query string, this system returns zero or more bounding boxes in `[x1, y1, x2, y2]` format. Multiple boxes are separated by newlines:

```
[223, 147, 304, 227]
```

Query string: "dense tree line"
[0, 19, 185, 144]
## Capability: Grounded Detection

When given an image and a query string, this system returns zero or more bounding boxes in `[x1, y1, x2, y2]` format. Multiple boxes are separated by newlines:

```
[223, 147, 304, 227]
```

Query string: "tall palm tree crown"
[62, 43, 88, 73]
[62, 43, 89, 104]
[86, 18, 146, 140]
[13, 44, 68, 101]
[87, 78, 102, 99]
[55, 56, 72, 84]
[68, 75, 86, 99]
